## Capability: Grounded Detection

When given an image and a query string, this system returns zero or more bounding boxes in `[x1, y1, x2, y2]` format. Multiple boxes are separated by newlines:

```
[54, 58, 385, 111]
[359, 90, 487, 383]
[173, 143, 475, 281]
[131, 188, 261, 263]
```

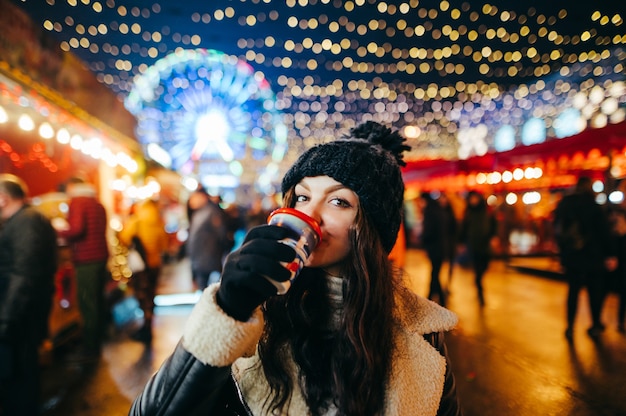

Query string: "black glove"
[216, 225, 297, 321]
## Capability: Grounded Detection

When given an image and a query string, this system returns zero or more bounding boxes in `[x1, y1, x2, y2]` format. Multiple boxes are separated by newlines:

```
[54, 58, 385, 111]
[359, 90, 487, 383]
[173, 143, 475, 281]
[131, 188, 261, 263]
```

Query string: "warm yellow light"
[403, 125, 421, 138]
[506, 193, 518, 205]
[56, 128, 70, 144]
[70, 134, 83, 149]
[18, 114, 35, 131]
[39, 122, 55, 139]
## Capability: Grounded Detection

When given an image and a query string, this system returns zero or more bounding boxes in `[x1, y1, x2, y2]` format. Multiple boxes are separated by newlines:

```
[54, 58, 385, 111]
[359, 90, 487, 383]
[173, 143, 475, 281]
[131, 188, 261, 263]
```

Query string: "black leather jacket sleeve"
[129, 341, 233, 416]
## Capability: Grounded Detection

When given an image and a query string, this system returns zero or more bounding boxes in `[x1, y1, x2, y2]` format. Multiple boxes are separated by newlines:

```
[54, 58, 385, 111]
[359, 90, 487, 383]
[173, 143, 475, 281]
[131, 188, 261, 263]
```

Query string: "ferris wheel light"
[229, 160, 243, 177]
[193, 110, 234, 162]
[125, 49, 287, 190]
[147, 143, 172, 168]
[181, 176, 199, 191]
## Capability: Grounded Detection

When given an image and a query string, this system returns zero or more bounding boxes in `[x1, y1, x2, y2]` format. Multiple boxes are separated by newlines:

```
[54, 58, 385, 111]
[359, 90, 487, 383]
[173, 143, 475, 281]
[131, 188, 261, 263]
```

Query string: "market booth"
[402, 121, 626, 256]
[0, 1, 192, 357]
[0, 69, 144, 353]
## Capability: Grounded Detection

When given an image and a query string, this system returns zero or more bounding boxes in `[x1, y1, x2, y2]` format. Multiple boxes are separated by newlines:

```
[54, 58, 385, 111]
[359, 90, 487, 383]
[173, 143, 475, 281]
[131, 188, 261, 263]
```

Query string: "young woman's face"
[293, 175, 358, 275]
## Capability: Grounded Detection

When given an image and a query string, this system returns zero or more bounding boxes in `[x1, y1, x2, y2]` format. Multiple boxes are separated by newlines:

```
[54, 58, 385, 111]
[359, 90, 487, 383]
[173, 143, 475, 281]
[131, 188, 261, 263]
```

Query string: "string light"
[10, 1, 626, 180]
[0, 74, 140, 174]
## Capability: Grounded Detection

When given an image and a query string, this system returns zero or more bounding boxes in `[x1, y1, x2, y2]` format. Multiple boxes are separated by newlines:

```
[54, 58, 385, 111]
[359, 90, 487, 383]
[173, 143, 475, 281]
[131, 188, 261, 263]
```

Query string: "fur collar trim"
[182, 285, 262, 366]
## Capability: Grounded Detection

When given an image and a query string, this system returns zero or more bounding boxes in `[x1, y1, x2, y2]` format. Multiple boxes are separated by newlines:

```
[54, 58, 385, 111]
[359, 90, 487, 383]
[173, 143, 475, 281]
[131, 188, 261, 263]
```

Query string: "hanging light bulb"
[18, 114, 35, 131]
[0, 106, 8, 123]
[57, 128, 70, 144]
[39, 122, 55, 139]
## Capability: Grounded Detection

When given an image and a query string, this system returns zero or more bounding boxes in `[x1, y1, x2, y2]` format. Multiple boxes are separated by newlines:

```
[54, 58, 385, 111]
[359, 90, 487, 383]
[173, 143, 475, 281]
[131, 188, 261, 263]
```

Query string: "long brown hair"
[259, 187, 398, 415]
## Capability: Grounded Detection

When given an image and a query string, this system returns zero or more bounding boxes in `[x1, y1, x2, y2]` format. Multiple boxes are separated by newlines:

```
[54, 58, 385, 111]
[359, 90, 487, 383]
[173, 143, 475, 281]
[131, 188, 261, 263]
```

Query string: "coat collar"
[233, 288, 458, 416]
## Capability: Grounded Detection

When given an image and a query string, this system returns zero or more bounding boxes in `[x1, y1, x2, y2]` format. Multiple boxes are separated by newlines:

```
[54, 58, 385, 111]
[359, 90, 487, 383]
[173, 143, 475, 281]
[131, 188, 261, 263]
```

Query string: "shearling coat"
[130, 284, 460, 415]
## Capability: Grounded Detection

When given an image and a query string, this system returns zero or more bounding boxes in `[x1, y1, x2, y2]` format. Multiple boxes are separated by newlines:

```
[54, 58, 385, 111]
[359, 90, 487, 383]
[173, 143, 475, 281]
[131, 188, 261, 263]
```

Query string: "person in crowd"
[438, 192, 458, 291]
[129, 121, 461, 416]
[459, 190, 497, 306]
[0, 174, 58, 415]
[118, 199, 168, 344]
[57, 176, 109, 360]
[186, 187, 231, 291]
[245, 195, 271, 230]
[223, 203, 247, 252]
[553, 176, 616, 340]
[419, 191, 448, 306]
[607, 206, 626, 333]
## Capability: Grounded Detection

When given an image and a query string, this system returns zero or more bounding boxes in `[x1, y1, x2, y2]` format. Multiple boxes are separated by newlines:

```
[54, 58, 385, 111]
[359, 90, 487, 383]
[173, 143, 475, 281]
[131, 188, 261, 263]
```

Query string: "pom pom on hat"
[282, 121, 411, 252]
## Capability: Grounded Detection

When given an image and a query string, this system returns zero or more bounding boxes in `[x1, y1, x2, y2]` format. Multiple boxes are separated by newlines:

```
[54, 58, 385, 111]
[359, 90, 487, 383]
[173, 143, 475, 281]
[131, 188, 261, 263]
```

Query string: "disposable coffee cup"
[265, 208, 322, 294]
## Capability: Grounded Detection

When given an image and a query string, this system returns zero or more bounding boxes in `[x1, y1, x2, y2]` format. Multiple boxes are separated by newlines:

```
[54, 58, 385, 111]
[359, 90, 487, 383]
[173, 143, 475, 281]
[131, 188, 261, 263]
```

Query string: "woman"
[129, 121, 461, 415]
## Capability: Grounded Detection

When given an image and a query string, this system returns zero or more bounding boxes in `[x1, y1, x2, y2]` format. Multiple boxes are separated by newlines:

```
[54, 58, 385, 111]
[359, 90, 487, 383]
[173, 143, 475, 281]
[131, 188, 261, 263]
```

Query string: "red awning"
[493, 121, 626, 169]
[403, 121, 626, 182]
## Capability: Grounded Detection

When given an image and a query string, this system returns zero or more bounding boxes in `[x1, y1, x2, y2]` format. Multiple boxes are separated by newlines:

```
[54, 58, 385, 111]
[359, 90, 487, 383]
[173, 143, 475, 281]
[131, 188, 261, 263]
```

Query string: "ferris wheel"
[125, 49, 288, 192]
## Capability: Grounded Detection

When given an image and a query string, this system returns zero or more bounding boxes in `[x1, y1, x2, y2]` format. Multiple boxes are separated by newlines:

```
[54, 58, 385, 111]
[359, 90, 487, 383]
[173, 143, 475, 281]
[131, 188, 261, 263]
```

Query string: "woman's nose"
[297, 206, 321, 225]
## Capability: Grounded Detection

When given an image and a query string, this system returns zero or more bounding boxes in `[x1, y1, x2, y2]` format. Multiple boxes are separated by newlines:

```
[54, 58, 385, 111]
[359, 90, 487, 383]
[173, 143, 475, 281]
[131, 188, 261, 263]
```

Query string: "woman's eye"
[295, 194, 308, 203]
[330, 197, 351, 208]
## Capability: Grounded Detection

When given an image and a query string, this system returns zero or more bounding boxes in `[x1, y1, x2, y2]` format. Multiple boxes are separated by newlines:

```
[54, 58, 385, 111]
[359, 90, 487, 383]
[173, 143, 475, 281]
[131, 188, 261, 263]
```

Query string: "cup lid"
[267, 208, 322, 241]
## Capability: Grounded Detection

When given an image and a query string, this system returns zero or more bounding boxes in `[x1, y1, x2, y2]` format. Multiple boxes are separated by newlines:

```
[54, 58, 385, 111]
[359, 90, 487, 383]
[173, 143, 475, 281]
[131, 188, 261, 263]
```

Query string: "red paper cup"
[265, 208, 322, 294]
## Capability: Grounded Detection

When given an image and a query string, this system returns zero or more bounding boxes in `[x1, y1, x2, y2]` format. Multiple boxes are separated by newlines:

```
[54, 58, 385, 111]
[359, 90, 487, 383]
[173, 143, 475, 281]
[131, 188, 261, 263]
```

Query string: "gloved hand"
[216, 225, 297, 321]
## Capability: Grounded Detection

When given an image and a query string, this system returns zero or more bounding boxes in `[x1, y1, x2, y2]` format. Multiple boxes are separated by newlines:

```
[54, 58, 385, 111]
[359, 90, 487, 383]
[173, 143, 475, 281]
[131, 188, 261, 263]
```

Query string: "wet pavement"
[40, 252, 626, 416]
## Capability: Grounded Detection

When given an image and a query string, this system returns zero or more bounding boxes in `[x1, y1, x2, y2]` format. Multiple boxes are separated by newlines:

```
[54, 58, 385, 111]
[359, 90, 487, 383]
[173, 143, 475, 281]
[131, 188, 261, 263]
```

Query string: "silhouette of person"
[438, 192, 458, 291]
[419, 192, 448, 306]
[57, 177, 109, 360]
[607, 206, 626, 333]
[459, 190, 497, 306]
[0, 174, 58, 415]
[119, 199, 168, 343]
[553, 176, 616, 339]
[187, 188, 231, 290]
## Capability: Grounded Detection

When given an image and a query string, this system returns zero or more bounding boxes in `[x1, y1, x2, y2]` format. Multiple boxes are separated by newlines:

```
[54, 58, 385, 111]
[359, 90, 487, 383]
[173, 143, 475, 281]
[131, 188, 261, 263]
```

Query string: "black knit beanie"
[281, 121, 411, 253]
